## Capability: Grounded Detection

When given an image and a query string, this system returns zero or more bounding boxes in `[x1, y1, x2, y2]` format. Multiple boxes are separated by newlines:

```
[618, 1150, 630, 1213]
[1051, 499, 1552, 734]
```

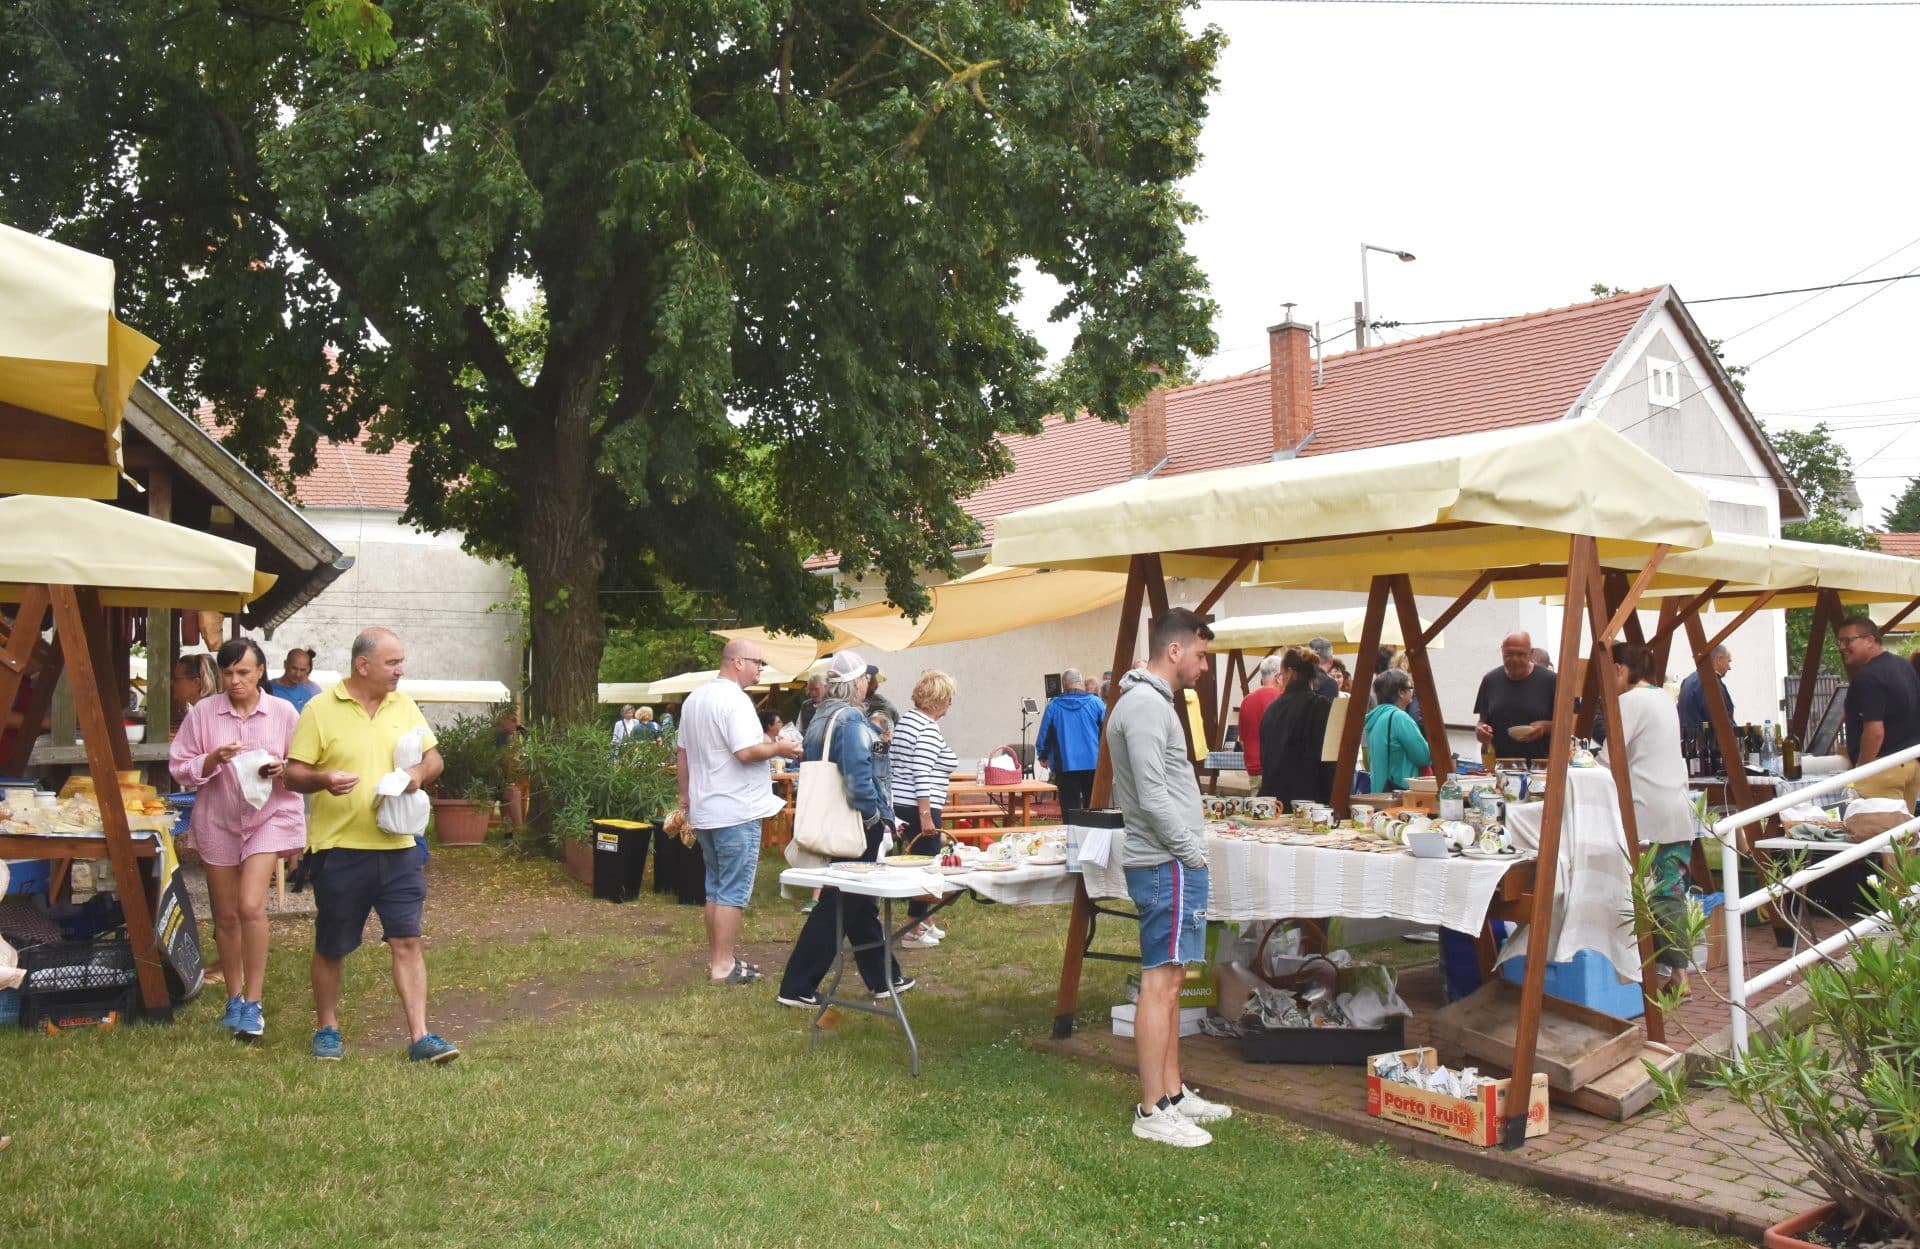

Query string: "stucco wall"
[266, 509, 521, 702]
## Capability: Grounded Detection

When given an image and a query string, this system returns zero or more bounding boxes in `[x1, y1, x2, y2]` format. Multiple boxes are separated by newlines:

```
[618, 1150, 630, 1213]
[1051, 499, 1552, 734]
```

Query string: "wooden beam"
[1697, 591, 1779, 659]
[1598, 544, 1669, 644]
[1582, 558, 1665, 1044]
[81, 593, 134, 773]
[1684, 609, 1758, 828]
[1649, 581, 1727, 648]
[1141, 552, 1171, 620]
[1390, 574, 1452, 785]
[50, 585, 169, 1013]
[1648, 596, 1679, 679]
[1421, 569, 1497, 647]
[1790, 590, 1841, 741]
[1881, 594, 1920, 636]
[1502, 533, 1595, 1149]
[7, 637, 61, 776]
[1195, 549, 1254, 615]
[1058, 555, 1150, 1039]
[1329, 576, 1390, 816]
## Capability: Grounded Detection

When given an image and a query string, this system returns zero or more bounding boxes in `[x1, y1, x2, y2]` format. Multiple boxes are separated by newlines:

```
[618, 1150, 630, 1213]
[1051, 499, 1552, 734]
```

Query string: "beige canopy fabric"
[1207, 607, 1444, 654]
[711, 625, 854, 677]
[0, 222, 160, 498]
[829, 564, 1127, 651]
[0, 495, 268, 611]
[991, 420, 1711, 580]
[603, 655, 831, 705]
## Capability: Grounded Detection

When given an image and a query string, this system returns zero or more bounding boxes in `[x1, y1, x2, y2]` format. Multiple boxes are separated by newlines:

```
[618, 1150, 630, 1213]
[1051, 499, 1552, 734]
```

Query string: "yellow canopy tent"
[0, 495, 270, 1017]
[827, 564, 1128, 650]
[0, 222, 160, 498]
[709, 625, 855, 678]
[991, 419, 1712, 1146]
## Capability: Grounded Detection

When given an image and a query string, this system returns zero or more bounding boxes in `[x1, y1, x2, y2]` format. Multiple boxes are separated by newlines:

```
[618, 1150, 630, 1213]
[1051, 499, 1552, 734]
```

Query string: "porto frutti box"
[1366, 1047, 1549, 1147]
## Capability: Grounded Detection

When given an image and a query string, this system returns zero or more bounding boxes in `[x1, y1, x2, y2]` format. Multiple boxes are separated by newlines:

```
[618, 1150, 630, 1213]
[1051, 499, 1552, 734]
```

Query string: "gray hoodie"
[1106, 668, 1206, 870]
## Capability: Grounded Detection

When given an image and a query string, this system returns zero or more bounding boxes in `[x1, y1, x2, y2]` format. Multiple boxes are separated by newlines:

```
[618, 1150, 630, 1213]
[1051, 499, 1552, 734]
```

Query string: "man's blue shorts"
[695, 820, 761, 909]
[1125, 860, 1209, 971]
[309, 847, 427, 958]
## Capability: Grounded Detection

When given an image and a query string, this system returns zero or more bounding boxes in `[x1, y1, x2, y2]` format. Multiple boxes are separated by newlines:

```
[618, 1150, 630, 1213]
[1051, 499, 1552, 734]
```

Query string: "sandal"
[718, 959, 762, 985]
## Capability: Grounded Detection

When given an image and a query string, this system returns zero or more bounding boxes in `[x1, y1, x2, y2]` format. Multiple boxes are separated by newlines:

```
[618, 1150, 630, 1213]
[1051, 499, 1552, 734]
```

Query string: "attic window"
[1647, 357, 1681, 408]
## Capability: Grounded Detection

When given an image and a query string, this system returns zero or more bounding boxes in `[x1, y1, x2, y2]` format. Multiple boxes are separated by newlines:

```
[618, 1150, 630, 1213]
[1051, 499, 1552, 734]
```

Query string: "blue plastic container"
[165, 792, 195, 837]
[1500, 948, 1645, 1019]
[4, 858, 51, 897]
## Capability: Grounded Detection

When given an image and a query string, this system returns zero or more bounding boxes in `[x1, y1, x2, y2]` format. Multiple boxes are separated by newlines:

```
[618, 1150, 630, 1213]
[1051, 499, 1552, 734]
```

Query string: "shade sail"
[0, 222, 159, 498]
[828, 564, 1128, 651]
[990, 420, 1711, 581]
[0, 495, 268, 611]
[711, 625, 854, 677]
[1207, 607, 1443, 653]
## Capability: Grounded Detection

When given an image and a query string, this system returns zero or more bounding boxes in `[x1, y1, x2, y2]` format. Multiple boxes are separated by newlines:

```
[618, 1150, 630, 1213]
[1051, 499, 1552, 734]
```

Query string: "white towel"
[375, 726, 432, 836]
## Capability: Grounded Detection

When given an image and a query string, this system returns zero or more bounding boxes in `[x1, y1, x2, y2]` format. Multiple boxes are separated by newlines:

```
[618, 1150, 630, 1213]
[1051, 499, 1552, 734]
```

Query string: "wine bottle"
[1701, 722, 1718, 777]
[1783, 729, 1802, 781]
[1761, 719, 1776, 772]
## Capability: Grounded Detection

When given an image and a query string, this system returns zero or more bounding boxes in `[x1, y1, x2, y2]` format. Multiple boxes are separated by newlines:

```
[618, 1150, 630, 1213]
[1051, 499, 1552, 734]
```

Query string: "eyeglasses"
[740, 656, 770, 668]
[1837, 634, 1869, 648]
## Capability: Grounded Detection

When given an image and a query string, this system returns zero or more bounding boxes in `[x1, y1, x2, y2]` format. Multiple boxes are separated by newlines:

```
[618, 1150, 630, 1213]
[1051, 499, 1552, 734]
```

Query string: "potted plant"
[521, 721, 676, 884]
[1640, 845, 1920, 1248]
[427, 712, 504, 846]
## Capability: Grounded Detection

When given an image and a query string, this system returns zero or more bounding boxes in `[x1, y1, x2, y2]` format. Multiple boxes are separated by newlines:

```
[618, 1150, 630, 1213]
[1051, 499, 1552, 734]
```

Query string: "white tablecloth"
[779, 862, 1077, 907]
[1081, 835, 1526, 934]
[1499, 767, 1641, 982]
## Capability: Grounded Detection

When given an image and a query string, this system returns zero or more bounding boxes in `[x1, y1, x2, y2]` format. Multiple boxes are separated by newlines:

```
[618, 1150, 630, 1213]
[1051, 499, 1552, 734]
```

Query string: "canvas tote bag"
[792, 708, 868, 859]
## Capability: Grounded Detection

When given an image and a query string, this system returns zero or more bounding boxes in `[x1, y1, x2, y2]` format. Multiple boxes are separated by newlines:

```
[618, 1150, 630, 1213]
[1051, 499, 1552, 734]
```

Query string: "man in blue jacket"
[1036, 667, 1106, 815]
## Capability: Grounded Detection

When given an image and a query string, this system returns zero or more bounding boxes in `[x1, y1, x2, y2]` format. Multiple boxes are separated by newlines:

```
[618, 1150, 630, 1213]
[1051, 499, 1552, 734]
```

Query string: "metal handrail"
[1711, 742, 1920, 1052]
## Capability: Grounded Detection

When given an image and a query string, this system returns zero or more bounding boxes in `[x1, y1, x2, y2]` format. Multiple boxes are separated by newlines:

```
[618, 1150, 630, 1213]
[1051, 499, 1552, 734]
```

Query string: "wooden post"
[81, 595, 134, 773]
[50, 585, 169, 1014]
[1390, 575, 1451, 783]
[7, 638, 60, 777]
[1329, 576, 1389, 815]
[1649, 597, 1680, 681]
[1055, 555, 1149, 1039]
[1582, 559, 1665, 1044]
[1420, 569, 1497, 648]
[1502, 534, 1595, 1149]
[1789, 590, 1841, 742]
[1684, 611, 1757, 828]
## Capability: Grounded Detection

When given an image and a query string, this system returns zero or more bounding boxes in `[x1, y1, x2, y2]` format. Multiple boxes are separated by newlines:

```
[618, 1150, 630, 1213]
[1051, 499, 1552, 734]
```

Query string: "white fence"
[1711, 742, 1920, 1052]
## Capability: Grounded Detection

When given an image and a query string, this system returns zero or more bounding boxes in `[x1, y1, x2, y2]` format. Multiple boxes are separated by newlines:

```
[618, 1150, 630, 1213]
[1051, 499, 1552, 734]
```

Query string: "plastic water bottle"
[1761, 719, 1776, 772]
[1438, 776, 1464, 822]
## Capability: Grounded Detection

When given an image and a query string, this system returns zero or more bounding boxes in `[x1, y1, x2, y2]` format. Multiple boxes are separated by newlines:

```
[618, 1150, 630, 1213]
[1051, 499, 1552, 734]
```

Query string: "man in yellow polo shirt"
[285, 627, 457, 1064]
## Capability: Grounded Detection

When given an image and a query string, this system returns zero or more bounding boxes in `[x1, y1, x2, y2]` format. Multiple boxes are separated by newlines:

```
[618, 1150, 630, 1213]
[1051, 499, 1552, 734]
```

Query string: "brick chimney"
[1268, 319, 1314, 457]
[1128, 372, 1168, 478]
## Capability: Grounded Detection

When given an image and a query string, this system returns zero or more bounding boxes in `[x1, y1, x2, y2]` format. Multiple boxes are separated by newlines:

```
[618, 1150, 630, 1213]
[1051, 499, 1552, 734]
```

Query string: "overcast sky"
[1017, 0, 1920, 523]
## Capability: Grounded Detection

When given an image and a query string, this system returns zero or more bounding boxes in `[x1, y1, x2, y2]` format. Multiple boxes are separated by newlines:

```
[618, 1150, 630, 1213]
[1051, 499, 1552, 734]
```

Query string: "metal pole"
[1358, 241, 1371, 348]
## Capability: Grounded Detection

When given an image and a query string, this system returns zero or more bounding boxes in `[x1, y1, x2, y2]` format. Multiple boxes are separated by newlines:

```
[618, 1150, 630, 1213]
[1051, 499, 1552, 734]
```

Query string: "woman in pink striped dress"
[169, 638, 306, 1040]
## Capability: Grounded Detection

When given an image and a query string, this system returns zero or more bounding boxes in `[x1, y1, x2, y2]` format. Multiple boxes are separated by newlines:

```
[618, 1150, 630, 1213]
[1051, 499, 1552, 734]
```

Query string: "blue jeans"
[695, 820, 761, 908]
[1124, 860, 1209, 970]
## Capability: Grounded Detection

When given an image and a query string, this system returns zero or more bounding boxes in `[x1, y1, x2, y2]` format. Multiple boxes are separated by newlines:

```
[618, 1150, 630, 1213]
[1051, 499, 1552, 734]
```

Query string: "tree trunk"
[519, 386, 606, 724]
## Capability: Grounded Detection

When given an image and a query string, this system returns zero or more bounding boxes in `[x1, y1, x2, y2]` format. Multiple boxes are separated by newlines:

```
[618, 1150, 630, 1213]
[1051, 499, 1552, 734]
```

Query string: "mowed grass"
[1, 848, 1739, 1249]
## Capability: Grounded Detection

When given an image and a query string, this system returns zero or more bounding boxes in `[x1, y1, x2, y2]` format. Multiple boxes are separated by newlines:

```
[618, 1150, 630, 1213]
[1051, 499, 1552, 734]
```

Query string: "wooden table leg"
[1053, 878, 1094, 1038]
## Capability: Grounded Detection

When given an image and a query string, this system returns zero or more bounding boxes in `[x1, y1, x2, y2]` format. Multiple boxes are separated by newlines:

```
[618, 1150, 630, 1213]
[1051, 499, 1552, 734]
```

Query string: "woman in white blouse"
[1601, 641, 1699, 997]
[893, 670, 960, 949]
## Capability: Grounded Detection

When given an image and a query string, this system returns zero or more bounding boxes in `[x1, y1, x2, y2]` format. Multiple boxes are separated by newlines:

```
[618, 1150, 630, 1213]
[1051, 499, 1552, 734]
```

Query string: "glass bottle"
[1438, 775, 1464, 822]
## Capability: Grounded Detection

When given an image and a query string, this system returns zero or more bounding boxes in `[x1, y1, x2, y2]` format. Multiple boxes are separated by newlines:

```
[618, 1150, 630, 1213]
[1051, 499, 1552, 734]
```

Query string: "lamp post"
[1358, 242, 1416, 348]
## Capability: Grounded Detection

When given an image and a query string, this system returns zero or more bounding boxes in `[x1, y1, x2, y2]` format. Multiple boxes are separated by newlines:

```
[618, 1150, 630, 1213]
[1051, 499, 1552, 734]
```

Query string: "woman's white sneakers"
[1172, 1084, 1233, 1124]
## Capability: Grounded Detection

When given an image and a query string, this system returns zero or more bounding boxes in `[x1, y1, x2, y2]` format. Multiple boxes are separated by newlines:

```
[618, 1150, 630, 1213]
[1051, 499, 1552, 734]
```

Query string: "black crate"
[19, 939, 139, 1031]
[1239, 1015, 1406, 1065]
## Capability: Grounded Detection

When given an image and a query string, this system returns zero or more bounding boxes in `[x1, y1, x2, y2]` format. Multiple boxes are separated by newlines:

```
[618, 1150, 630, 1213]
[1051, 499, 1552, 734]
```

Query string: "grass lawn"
[2, 846, 1742, 1249]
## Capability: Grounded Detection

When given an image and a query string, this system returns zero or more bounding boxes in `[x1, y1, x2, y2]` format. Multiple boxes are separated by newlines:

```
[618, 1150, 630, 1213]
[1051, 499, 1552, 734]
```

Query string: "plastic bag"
[375, 726, 431, 837]
[231, 748, 276, 811]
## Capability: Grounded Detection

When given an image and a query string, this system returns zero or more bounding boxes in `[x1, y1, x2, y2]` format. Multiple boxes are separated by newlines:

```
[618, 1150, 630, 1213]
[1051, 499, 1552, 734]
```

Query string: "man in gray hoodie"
[1107, 606, 1233, 1147]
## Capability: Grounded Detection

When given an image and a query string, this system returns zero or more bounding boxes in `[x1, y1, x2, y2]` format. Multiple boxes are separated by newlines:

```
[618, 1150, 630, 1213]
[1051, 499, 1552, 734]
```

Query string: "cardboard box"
[1111, 1004, 1207, 1038]
[1366, 1047, 1550, 1147]
[1124, 966, 1218, 1009]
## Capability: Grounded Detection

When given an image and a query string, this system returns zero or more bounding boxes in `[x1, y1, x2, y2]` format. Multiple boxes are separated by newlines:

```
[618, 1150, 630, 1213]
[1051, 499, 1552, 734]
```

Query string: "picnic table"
[944, 778, 1056, 828]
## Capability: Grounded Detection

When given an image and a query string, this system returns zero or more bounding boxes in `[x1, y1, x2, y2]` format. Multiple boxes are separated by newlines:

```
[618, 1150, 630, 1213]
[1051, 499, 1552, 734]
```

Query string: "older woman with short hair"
[894, 670, 960, 948]
[1363, 668, 1432, 792]
[776, 651, 910, 1009]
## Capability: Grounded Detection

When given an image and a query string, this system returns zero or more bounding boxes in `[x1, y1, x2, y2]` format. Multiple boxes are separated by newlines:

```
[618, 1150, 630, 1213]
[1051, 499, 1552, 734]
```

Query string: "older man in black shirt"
[1837, 616, 1920, 808]
[1474, 631, 1557, 765]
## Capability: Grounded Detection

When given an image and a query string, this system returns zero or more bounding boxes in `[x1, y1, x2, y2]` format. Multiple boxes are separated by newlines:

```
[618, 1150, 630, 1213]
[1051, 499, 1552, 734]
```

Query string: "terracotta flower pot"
[1763, 1202, 1838, 1249]
[430, 798, 491, 847]
[561, 839, 594, 885]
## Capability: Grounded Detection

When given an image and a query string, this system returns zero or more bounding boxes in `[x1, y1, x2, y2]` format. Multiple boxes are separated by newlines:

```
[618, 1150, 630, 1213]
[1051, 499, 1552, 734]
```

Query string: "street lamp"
[1358, 242, 1416, 348]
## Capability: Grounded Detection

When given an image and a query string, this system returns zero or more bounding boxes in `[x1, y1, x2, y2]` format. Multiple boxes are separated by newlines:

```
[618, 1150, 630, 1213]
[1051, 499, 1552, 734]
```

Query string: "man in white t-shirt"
[676, 639, 803, 983]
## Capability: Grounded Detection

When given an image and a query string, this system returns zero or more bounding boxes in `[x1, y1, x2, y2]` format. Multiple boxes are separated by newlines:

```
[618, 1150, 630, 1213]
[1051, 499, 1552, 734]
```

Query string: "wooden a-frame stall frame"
[991, 420, 1712, 1149]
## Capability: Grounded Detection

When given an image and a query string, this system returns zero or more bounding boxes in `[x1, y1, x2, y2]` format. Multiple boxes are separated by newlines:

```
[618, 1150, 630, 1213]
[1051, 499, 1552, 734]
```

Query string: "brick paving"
[1036, 920, 1853, 1241]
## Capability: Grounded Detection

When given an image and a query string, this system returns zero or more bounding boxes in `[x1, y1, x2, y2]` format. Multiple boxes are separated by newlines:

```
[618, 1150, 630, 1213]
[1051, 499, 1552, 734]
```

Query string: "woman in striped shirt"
[894, 670, 960, 949]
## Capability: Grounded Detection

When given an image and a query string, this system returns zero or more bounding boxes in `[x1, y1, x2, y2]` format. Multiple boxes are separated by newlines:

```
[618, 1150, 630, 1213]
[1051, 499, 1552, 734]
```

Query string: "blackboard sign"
[154, 872, 205, 1003]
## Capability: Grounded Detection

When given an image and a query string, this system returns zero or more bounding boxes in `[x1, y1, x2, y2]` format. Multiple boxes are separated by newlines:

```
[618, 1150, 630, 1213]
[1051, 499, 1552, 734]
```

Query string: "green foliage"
[429, 712, 507, 804]
[0, 0, 1223, 721]
[519, 720, 677, 845]
[1883, 477, 1920, 533]
[599, 623, 721, 685]
[1768, 421, 1874, 672]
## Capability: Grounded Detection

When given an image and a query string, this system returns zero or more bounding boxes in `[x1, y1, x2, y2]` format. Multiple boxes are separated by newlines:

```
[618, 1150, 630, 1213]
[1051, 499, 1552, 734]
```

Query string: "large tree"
[1883, 477, 1920, 533]
[1, 0, 1221, 717]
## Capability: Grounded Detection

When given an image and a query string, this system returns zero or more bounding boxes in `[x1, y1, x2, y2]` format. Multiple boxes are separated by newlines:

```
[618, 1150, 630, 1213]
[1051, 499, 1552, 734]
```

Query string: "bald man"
[1473, 631, 1557, 765]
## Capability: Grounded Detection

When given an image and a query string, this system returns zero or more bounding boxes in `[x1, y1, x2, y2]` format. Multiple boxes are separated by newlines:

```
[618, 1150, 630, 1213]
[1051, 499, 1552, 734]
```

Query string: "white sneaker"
[1131, 1103, 1212, 1147]
[925, 923, 946, 941]
[899, 930, 941, 950]
[1172, 1084, 1232, 1124]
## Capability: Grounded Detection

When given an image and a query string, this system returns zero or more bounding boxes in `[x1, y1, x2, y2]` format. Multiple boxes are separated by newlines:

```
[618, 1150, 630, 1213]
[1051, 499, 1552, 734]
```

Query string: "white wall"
[266, 508, 522, 697]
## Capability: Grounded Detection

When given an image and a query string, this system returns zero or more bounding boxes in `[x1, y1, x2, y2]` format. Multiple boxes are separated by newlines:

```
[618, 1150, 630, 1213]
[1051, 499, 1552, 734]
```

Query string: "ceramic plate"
[1460, 847, 1519, 861]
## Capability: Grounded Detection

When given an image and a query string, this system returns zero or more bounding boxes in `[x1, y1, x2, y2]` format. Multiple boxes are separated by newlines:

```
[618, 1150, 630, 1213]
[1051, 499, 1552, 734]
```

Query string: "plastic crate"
[19, 938, 139, 1031]
[4, 858, 51, 897]
[0, 986, 19, 1028]
[1500, 948, 1644, 1020]
[1241, 1015, 1406, 1065]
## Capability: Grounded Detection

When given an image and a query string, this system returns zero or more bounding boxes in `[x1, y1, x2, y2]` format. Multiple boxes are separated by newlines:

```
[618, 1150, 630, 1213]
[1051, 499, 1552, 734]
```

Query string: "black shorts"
[309, 847, 427, 958]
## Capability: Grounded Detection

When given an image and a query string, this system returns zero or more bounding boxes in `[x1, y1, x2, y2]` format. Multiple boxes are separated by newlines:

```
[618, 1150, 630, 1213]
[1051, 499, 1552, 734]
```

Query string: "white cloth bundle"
[375, 726, 431, 836]
[231, 748, 276, 811]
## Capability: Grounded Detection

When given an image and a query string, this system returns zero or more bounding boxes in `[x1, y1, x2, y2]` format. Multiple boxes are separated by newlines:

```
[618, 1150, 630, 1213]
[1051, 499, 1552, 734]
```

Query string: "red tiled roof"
[961, 412, 1138, 544]
[1875, 533, 1920, 559]
[194, 404, 411, 511]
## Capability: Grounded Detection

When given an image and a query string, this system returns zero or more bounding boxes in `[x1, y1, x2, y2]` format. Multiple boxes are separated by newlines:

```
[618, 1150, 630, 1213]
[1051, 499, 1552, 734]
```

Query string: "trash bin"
[591, 819, 652, 903]
[674, 835, 707, 907]
[653, 825, 681, 897]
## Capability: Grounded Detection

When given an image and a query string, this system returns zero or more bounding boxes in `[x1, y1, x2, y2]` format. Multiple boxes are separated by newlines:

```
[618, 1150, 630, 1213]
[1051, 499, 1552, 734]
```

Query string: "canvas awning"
[710, 625, 856, 678]
[1206, 607, 1444, 654]
[0, 495, 269, 612]
[0, 222, 159, 498]
[828, 564, 1127, 651]
[991, 420, 1711, 581]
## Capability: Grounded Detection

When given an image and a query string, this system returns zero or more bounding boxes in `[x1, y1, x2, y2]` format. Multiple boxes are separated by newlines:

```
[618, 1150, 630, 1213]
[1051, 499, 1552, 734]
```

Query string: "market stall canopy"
[710, 624, 856, 677]
[1207, 607, 1444, 654]
[610, 655, 829, 704]
[820, 564, 1127, 652]
[0, 222, 159, 498]
[0, 495, 269, 612]
[991, 420, 1711, 584]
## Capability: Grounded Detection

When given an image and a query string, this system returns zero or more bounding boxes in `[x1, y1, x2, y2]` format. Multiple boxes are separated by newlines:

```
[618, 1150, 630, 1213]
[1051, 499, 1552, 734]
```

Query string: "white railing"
[1711, 741, 1920, 1052]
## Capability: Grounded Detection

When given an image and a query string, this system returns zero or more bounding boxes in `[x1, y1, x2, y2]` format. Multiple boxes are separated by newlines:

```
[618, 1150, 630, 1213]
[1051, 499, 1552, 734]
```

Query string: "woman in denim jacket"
[775, 652, 912, 1008]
